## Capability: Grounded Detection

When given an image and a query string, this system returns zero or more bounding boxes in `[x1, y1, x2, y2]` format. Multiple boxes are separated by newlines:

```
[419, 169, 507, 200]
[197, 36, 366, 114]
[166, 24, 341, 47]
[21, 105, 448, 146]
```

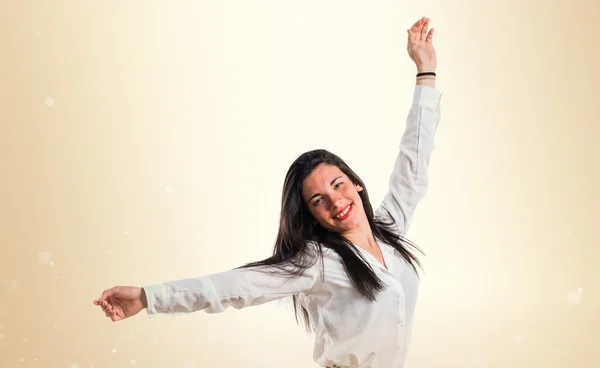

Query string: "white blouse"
[143, 85, 442, 368]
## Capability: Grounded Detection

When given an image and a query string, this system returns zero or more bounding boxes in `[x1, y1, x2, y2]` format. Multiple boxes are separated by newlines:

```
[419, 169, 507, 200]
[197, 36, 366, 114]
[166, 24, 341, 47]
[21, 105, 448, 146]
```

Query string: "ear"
[354, 183, 364, 192]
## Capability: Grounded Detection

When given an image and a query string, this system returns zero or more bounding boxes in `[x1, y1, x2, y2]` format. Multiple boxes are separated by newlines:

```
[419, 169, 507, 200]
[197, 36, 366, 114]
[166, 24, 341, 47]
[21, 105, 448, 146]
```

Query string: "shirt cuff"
[143, 283, 168, 316]
[412, 85, 442, 111]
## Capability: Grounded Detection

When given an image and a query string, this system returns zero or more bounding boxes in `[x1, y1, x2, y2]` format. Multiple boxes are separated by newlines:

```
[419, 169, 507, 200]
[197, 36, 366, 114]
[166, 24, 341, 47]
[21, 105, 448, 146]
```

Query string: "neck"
[341, 219, 378, 251]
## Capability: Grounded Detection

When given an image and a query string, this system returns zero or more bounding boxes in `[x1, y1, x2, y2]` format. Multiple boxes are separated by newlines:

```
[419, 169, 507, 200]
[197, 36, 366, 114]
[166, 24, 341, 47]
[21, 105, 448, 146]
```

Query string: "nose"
[328, 194, 343, 209]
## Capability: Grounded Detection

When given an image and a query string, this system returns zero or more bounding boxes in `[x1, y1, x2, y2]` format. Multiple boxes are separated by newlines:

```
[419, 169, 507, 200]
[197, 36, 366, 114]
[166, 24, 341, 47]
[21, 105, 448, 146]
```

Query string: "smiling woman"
[94, 16, 442, 368]
[303, 164, 365, 230]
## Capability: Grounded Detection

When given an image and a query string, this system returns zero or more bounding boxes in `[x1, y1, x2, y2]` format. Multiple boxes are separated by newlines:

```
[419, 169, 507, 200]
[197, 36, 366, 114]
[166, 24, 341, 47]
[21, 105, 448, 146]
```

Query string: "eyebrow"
[309, 176, 343, 202]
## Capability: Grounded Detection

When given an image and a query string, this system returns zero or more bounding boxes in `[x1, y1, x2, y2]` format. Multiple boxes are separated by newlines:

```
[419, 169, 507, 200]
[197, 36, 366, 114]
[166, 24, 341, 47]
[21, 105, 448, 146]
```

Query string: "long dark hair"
[236, 149, 424, 333]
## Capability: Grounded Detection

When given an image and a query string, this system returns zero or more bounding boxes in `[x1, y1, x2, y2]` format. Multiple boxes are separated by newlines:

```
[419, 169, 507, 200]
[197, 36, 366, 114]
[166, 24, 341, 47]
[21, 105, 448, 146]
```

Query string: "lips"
[332, 204, 353, 221]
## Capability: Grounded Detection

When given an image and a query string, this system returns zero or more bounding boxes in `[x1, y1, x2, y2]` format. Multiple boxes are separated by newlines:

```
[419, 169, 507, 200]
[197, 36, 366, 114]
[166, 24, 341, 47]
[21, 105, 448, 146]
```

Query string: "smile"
[333, 204, 353, 220]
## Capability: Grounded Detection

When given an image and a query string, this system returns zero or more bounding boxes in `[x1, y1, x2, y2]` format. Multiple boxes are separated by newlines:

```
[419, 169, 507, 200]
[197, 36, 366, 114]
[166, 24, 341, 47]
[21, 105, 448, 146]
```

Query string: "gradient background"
[1, 1, 599, 367]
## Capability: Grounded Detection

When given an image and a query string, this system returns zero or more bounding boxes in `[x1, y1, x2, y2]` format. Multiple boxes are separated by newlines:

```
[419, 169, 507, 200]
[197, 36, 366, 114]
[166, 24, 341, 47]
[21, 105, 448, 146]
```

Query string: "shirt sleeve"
[142, 256, 321, 317]
[374, 85, 442, 235]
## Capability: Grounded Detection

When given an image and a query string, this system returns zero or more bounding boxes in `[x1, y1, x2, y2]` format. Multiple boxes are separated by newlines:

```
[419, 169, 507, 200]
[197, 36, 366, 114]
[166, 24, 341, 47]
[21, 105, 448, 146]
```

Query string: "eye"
[334, 182, 343, 189]
[313, 198, 322, 206]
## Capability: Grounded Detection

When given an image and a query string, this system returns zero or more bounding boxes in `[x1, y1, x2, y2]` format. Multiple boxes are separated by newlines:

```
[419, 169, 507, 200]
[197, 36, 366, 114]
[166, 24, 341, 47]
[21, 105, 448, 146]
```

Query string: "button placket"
[366, 246, 409, 360]
[387, 274, 407, 355]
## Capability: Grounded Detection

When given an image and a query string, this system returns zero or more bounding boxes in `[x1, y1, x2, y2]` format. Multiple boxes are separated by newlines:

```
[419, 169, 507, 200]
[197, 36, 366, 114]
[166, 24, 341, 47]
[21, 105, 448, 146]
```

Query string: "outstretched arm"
[94, 254, 321, 321]
[375, 17, 441, 235]
[143, 262, 320, 316]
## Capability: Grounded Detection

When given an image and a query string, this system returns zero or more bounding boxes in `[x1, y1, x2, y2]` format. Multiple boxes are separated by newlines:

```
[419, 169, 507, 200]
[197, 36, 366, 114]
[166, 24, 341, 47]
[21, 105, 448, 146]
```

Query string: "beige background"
[1, 0, 599, 367]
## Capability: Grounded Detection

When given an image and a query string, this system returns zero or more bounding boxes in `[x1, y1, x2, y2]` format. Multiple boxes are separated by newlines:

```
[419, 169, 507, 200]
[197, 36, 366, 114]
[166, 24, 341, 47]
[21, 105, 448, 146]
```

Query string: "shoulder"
[374, 203, 393, 223]
[305, 240, 335, 257]
[304, 240, 343, 269]
[374, 204, 404, 236]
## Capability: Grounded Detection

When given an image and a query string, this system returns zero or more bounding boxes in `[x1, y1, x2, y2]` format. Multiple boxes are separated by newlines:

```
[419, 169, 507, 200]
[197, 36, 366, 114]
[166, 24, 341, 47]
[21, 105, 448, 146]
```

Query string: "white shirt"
[143, 85, 442, 368]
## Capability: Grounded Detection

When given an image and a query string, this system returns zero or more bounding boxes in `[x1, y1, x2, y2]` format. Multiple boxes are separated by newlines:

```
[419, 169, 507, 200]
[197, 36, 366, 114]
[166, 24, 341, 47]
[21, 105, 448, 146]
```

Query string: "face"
[301, 163, 365, 234]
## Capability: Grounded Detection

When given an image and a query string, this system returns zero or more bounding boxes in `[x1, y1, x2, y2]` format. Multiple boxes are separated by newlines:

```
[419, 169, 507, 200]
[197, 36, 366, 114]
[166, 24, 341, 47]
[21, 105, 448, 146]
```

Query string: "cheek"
[306, 205, 326, 221]
[346, 186, 361, 200]
[316, 208, 331, 221]
[307, 206, 332, 224]
[348, 188, 364, 208]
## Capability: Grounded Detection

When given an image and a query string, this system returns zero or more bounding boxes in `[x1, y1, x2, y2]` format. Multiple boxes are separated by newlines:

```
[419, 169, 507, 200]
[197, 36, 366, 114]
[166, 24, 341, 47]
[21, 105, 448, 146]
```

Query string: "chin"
[333, 218, 361, 231]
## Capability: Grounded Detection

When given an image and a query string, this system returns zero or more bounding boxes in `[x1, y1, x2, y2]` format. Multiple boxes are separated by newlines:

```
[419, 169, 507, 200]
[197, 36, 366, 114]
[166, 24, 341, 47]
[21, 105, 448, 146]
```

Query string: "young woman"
[94, 17, 441, 368]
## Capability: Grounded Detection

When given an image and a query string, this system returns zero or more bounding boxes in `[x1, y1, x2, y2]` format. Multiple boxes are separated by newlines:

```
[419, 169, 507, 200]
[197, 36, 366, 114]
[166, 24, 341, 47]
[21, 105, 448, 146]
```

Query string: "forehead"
[302, 164, 346, 194]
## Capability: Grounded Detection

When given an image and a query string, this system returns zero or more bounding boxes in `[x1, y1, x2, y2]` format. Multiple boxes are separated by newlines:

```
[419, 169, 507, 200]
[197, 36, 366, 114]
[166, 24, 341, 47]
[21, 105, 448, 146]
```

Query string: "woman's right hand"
[93, 286, 147, 322]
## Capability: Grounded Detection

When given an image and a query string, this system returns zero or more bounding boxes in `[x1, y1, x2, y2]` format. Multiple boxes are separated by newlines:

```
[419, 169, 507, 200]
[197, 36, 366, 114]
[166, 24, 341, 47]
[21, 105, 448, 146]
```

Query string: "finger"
[104, 305, 117, 317]
[407, 20, 422, 44]
[101, 301, 114, 315]
[409, 18, 424, 38]
[410, 18, 422, 31]
[426, 28, 434, 43]
[420, 18, 429, 41]
[98, 286, 120, 303]
[97, 292, 110, 304]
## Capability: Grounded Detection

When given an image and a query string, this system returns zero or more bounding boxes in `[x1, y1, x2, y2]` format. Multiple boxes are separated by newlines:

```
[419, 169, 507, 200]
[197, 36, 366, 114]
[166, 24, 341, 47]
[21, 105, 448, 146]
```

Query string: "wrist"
[141, 287, 148, 308]
[416, 69, 437, 87]
[416, 70, 436, 87]
[417, 66, 436, 74]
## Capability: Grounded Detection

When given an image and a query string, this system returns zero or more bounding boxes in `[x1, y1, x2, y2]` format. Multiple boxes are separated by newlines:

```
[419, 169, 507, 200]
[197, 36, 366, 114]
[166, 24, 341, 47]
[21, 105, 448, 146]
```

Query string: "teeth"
[334, 205, 351, 219]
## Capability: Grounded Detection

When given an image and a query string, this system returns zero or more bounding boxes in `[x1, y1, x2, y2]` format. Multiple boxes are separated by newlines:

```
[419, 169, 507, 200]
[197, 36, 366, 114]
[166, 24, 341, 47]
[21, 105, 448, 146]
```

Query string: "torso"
[306, 240, 420, 368]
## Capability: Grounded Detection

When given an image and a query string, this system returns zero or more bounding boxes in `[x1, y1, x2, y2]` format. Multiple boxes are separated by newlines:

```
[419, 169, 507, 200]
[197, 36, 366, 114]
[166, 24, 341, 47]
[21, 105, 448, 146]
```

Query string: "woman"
[94, 16, 440, 368]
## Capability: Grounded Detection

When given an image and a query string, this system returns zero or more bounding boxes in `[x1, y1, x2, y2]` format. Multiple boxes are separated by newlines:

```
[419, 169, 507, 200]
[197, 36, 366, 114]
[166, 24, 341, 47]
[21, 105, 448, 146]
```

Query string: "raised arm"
[375, 85, 441, 235]
[374, 17, 441, 235]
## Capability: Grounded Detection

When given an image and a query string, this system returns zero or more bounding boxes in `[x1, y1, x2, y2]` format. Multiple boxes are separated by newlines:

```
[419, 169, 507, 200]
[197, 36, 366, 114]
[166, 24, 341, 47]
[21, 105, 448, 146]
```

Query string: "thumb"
[97, 286, 121, 303]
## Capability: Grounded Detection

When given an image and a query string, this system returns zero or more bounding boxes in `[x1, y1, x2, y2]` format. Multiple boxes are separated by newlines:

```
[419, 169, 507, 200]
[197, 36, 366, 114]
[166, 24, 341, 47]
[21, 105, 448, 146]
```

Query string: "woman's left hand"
[407, 17, 437, 73]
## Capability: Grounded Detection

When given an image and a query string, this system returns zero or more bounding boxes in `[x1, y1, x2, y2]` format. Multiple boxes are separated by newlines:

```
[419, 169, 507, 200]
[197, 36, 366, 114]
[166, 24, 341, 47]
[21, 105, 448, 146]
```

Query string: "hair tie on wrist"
[416, 72, 436, 77]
